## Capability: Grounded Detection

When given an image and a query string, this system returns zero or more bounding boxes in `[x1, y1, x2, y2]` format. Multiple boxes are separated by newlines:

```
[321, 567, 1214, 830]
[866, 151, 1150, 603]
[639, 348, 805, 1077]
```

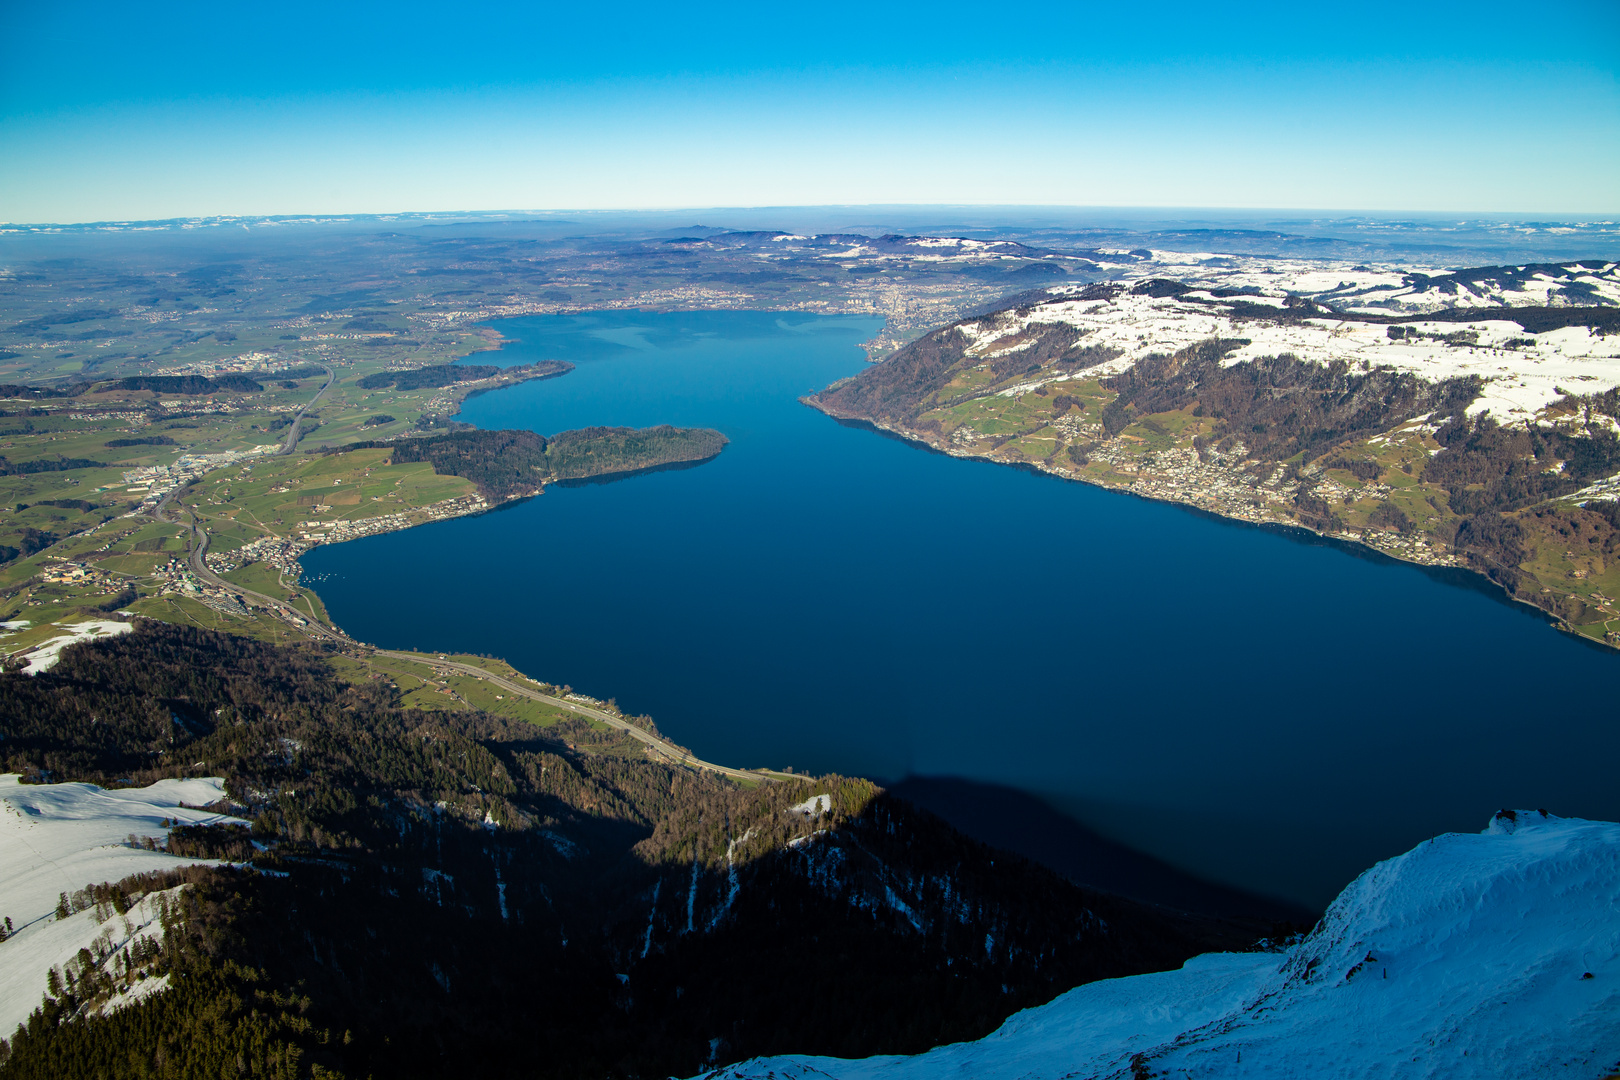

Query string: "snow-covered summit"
[702, 811, 1620, 1080]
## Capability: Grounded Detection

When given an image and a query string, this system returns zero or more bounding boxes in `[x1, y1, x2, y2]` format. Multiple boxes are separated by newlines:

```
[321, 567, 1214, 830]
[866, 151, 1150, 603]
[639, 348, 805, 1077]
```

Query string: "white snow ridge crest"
[700, 810, 1620, 1080]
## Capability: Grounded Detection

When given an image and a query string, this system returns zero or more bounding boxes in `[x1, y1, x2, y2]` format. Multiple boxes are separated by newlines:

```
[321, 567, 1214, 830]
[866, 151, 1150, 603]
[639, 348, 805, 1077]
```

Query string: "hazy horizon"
[4, 0, 1616, 223]
[5, 203, 1617, 231]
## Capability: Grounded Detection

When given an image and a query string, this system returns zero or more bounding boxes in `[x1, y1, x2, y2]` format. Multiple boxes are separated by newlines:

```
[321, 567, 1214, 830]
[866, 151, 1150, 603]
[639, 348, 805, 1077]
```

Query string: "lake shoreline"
[803, 398, 1594, 649]
[303, 309, 1620, 910]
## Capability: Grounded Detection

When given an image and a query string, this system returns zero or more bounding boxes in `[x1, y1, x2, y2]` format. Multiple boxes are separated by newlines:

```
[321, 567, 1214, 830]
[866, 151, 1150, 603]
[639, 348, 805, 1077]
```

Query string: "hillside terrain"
[0, 221, 1615, 1079]
[811, 260, 1620, 646]
[0, 623, 1260, 1078]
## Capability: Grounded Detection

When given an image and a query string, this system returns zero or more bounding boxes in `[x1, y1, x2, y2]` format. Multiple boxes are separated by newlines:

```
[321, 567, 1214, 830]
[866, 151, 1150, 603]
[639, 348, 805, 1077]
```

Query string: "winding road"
[146, 367, 779, 784]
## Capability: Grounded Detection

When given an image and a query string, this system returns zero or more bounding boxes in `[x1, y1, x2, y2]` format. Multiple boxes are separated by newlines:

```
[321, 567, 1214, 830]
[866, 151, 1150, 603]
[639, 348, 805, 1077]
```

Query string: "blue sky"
[2, 0, 1616, 222]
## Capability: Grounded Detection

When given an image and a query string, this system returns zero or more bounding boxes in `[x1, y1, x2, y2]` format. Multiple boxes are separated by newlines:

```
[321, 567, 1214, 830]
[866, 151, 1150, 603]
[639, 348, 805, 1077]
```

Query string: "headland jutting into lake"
[302, 308, 1620, 910]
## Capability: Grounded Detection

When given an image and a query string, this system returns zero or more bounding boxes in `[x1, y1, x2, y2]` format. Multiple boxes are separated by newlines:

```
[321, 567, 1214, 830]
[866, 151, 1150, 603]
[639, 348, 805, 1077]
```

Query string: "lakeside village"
[35, 441, 502, 627]
[203, 491, 493, 583]
[939, 413, 1468, 569]
[45, 487, 500, 628]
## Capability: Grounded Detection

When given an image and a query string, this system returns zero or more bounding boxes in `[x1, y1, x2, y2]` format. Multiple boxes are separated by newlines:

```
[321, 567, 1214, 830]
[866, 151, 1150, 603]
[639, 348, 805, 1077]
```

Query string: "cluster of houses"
[37, 561, 120, 591]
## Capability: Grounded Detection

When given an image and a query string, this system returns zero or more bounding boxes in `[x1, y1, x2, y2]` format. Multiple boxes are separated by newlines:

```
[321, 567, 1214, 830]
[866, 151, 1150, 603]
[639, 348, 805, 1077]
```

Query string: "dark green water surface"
[303, 310, 1620, 908]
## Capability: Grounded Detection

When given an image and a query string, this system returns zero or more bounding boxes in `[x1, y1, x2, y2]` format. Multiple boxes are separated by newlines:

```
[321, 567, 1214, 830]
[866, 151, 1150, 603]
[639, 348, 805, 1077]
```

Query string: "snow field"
[703, 812, 1620, 1080]
[0, 774, 248, 1032]
[0, 774, 243, 926]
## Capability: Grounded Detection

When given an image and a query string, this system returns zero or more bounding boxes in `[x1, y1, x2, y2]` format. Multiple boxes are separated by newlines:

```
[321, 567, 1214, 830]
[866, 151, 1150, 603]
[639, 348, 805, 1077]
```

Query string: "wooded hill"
[0, 623, 1267, 1079]
[546, 424, 729, 481]
[0, 374, 268, 399]
[350, 424, 729, 499]
[354, 360, 570, 392]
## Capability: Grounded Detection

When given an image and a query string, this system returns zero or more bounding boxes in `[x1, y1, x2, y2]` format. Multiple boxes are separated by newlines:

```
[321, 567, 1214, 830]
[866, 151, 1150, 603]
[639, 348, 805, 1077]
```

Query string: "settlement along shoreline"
[803, 399, 1582, 647]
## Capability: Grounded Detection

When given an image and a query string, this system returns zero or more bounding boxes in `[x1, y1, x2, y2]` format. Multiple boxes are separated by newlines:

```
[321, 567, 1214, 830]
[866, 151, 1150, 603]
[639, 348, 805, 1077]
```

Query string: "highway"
[277, 365, 335, 454]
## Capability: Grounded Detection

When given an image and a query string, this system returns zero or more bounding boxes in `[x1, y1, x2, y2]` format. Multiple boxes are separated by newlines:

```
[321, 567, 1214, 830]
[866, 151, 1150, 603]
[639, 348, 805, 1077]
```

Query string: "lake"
[303, 309, 1620, 909]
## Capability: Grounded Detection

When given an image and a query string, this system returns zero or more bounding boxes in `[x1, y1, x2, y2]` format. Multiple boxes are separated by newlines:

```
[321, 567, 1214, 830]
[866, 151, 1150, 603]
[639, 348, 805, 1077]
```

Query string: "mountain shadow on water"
[885, 775, 1317, 923]
[0, 624, 1271, 1080]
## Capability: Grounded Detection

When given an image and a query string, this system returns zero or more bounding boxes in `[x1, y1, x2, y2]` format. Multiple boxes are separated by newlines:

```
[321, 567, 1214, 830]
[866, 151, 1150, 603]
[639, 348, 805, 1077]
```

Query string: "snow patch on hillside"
[789, 794, 832, 818]
[700, 811, 1620, 1080]
[12, 619, 133, 674]
[0, 886, 181, 1037]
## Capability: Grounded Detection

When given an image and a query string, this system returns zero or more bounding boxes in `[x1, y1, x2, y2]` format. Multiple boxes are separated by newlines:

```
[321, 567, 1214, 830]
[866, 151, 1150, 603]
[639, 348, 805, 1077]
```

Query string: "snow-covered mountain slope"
[702, 811, 1620, 1080]
[0, 774, 246, 1033]
[949, 281, 1619, 423]
[0, 885, 181, 1038]
[1331, 262, 1620, 314]
[0, 773, 241, 927]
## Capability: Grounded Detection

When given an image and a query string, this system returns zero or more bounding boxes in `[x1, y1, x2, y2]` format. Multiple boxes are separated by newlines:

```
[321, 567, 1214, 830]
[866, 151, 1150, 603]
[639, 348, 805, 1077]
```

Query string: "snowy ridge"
[950, 278, 1619, 423]
[700, 811, 1620, 1080]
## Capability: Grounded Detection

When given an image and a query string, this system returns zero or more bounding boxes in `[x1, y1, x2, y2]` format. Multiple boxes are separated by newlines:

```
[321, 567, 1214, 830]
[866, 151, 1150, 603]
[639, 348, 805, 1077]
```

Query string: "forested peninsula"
[348, 423, 729, 499]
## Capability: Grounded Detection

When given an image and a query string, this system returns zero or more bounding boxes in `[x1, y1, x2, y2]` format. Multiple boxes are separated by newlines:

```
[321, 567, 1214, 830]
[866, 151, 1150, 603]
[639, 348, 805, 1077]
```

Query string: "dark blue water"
[305, 310, 1620, 908]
